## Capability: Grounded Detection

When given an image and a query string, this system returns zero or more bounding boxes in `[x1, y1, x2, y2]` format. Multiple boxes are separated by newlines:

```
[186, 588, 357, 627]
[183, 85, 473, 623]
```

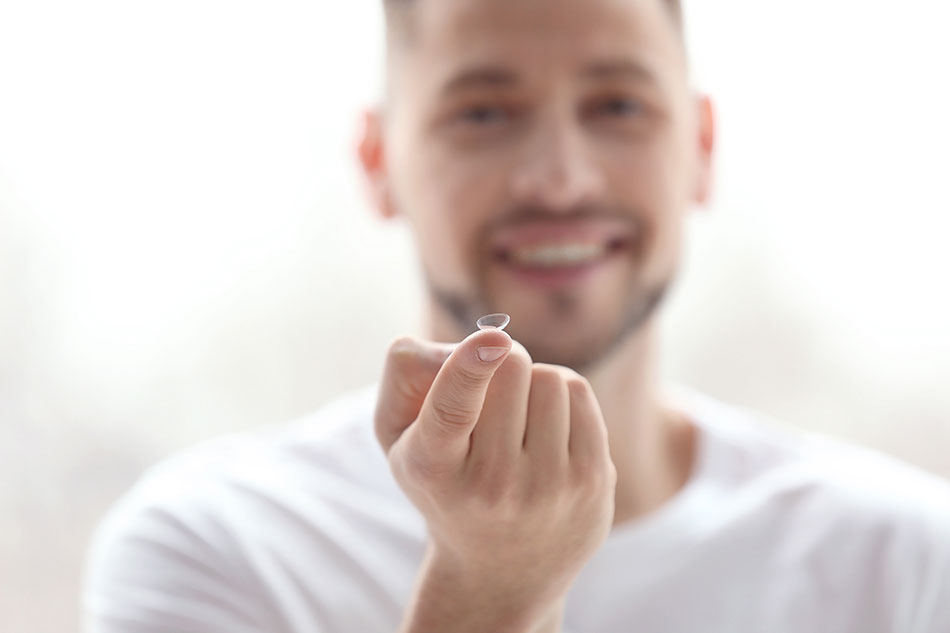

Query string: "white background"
[1, 1, 948, 631]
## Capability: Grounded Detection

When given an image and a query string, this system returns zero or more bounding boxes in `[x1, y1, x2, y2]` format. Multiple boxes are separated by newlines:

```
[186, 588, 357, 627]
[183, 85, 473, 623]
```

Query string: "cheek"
[397, 143, 508, 280]
[601, 134, 691, 269]
[606, 126, 689, 200]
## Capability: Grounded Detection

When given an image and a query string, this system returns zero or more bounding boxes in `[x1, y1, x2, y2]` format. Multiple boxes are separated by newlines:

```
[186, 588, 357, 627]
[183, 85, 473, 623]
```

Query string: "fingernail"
[476, 346, 509, 363]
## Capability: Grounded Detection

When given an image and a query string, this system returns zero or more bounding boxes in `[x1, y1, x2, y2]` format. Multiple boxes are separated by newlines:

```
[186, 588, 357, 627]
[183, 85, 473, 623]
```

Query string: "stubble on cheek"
[422, 243, 492, 336]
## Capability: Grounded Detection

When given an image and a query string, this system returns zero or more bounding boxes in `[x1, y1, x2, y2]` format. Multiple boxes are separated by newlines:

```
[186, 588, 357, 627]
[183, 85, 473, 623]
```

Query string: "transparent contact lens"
[476, 313, 510, 331]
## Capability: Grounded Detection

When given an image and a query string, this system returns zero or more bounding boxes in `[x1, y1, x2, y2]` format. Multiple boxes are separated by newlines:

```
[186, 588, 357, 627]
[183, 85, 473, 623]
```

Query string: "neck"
[424, 304, 697, 529]
[584, 319, 695, 527]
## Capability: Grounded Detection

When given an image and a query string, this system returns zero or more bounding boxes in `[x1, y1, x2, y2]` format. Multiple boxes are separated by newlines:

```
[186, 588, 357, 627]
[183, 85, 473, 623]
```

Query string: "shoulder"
[671, 382, 950, 526]
[669, 383, 950, 551]
[729, 397, 948, 530]
[673, 384, 950, 626]
[84, 382, 392, 630]
[95, 380, 387, 531]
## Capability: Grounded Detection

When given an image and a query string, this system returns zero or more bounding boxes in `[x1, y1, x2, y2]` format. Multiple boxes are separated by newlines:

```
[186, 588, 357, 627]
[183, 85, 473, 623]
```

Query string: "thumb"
[416, 327, 512, 459]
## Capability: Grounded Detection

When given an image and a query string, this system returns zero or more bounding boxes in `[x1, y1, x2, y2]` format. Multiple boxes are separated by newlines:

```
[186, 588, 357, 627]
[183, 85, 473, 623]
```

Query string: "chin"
[498, 282, 668, 371]
[507, 323, 621, 373]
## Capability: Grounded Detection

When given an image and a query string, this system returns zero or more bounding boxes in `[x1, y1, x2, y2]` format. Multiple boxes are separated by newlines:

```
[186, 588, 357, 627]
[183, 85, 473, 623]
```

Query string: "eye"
[458, 105, 507, 125]
[598, 97, 643, 117]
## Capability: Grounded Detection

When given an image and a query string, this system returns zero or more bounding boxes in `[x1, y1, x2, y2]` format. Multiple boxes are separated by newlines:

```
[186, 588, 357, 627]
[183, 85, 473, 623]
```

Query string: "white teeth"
[509, 243, 608, 267]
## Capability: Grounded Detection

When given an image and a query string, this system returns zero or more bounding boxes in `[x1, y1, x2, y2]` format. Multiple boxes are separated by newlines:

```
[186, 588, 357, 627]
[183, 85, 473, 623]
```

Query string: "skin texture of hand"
[375, 328, 617, 631]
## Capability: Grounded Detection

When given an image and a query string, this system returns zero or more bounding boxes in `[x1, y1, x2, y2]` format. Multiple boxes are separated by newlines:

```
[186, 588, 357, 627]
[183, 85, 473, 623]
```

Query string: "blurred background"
[1, 1, 948, 631]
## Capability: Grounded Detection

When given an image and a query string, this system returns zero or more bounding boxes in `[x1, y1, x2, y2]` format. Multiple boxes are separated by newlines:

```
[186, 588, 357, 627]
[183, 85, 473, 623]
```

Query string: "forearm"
[398, 543, 565, 633]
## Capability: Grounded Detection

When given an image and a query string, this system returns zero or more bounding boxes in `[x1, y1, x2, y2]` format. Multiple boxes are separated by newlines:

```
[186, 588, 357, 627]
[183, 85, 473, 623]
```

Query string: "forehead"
[394, 0, 684, 91]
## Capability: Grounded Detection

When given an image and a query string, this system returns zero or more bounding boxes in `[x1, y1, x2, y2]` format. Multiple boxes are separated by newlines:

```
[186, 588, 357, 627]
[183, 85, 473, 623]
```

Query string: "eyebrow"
[439, 58, 659, 97]
[581, 59, 659, 84]
[440, 67, 519, 96]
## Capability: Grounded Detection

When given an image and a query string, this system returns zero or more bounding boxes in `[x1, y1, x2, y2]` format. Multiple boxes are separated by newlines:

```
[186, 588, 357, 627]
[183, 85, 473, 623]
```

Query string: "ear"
[692, 94, 716, 207]
[358, 108, 399, 220]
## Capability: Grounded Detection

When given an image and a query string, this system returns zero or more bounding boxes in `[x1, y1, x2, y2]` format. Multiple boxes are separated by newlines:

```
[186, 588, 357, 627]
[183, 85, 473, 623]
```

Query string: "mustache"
[480, 203, 643, 254]
[486, 202, 641, 230]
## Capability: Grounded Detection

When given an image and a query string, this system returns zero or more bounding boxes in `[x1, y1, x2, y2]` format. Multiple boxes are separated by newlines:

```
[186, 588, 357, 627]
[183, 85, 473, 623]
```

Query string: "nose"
[509, 107, 605, 212]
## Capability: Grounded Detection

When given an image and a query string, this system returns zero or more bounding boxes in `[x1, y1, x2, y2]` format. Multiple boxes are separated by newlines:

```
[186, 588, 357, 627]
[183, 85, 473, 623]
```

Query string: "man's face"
[364, 0, 713, 370]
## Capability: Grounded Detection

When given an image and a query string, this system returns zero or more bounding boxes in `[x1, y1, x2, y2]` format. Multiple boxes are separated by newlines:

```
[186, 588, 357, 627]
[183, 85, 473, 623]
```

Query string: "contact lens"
[476, 313, 510, 331]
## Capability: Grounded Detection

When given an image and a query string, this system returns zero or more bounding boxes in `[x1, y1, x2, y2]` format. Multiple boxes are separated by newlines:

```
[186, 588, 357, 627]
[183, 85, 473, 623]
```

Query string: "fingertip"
[462, 327, 512, 349]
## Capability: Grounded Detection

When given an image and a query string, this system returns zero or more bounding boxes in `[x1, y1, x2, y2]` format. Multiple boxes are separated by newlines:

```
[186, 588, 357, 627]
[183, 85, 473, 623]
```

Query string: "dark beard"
[426, 270, 675, 373]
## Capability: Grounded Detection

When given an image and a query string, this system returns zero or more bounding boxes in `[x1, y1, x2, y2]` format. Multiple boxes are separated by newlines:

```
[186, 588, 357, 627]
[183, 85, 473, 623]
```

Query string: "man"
[84, 1, 950, 632]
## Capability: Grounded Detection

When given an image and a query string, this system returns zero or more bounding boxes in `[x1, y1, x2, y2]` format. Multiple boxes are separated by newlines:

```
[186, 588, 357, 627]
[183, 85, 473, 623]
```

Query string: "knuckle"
[451, 361, 485, 388]
[531, 364, 567, 390]
[385, 336, 419, 372]
[502, 346, 533, 375]
[531, 362, 561, 375]
[400, 452, 451, 494]
[607, 462, 618, 487]
[403, 452, 440, 483]
[387, 335, 417, 357]
[507, 340, 533, 366]
[429, 398, 472, 429]
[471, 470, 517, 509]
[565, 372, 592, 397]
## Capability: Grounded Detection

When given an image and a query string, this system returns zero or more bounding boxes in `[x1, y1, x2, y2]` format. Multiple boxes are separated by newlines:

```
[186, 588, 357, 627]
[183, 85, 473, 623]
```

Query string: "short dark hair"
[381, 0, 687, 97]
[383, 0, 683, 29]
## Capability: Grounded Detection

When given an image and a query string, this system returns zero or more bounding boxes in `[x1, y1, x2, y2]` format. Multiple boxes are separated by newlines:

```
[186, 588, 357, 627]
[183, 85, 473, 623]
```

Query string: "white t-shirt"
[83, 382, 950, 633]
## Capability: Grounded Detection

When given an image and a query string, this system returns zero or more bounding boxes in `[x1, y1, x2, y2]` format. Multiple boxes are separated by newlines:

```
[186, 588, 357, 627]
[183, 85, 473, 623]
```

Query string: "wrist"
[409, 542, 566, 633]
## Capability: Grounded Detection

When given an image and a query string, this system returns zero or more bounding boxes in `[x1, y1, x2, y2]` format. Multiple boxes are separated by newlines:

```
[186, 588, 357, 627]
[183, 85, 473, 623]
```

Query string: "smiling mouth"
[492, 237, 630, 268]
[489, 237, 631, 290]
